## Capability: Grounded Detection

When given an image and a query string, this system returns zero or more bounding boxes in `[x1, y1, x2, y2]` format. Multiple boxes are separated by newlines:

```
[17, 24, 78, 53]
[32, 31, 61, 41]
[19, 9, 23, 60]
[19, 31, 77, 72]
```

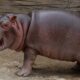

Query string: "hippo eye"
[1, 24, 8, 29]
[4, 24, 8, 26]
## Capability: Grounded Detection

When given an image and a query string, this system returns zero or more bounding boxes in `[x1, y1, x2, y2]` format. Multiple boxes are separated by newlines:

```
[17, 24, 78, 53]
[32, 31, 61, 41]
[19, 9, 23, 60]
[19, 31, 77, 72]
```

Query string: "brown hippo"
[0, 11, 80, 76]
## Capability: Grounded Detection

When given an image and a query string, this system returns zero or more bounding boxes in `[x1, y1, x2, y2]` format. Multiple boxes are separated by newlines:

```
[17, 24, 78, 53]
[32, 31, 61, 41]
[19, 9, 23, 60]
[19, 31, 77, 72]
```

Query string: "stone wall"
[0, 0, 80, 14]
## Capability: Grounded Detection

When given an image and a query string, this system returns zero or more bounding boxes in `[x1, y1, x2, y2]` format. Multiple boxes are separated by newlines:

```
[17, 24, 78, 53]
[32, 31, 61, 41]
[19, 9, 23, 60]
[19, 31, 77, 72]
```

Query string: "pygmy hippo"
[0, 11, 80, 76]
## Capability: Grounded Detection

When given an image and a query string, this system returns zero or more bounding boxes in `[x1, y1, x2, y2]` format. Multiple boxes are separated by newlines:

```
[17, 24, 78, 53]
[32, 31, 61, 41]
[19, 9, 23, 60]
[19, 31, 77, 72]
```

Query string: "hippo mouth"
[0, 38, 5, 50]
[0, 38, 3, 45]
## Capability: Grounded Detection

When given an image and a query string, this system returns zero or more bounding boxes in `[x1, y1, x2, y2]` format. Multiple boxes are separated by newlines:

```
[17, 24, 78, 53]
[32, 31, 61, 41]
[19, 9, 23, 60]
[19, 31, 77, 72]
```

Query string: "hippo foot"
[71, 62, 80, 72]
[16, 68, 32, 77]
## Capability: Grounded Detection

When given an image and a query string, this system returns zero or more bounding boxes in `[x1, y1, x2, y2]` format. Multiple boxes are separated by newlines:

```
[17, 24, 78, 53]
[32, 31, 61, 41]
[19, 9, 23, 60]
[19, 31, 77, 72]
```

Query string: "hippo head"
[0, 14, 17, 50]
[0, 14, 25, 51]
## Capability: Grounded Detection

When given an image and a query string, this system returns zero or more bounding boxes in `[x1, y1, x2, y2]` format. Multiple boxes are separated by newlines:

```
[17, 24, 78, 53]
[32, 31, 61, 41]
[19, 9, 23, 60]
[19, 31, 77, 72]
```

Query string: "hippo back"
[26, 11, 80, 61]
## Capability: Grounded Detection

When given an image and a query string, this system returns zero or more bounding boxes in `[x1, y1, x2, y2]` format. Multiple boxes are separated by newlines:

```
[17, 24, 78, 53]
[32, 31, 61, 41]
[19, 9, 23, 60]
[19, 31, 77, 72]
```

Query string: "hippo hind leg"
[71, 53, 80, 72]
[72, 61, 80, 71]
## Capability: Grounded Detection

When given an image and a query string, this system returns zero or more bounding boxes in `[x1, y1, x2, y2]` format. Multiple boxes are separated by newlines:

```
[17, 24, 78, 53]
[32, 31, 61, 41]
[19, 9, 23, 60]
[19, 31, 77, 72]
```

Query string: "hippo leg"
[16, 48, 37, 77]
[72, 62, 80, 71]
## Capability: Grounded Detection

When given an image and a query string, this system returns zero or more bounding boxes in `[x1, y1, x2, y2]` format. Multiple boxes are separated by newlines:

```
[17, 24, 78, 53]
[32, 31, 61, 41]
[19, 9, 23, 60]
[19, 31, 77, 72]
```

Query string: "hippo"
[0, 11, 80, 76]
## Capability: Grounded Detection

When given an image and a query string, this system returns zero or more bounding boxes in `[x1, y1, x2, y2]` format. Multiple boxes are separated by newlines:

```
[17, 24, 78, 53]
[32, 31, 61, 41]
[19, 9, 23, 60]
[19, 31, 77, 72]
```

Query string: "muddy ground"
[0, 49, 79, 80]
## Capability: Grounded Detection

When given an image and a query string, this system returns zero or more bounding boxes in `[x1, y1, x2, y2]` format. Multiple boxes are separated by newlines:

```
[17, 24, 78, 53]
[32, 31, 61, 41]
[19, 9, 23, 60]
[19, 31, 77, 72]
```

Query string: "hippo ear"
[7, 14, 16, 22]
[9, 16, 16, 22]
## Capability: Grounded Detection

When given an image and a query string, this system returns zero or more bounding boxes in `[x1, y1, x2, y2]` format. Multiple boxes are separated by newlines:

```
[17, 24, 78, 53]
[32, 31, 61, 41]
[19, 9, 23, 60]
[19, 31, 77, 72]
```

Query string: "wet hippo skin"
[0, 11, 80, 76]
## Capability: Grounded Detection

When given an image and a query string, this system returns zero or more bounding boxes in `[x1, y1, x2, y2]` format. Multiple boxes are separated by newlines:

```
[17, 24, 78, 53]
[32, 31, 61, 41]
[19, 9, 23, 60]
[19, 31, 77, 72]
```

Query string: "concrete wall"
[0, 0, 80, 14]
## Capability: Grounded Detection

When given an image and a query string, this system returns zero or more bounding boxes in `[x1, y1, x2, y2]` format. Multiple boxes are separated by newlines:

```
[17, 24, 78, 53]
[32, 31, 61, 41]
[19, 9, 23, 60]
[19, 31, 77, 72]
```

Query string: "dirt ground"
[0, 49, 79, 80]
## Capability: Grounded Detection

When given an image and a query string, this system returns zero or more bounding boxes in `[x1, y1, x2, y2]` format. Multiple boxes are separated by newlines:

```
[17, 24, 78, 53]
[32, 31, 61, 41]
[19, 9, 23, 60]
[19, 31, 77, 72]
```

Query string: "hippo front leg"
[16, 47, 37, 77]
